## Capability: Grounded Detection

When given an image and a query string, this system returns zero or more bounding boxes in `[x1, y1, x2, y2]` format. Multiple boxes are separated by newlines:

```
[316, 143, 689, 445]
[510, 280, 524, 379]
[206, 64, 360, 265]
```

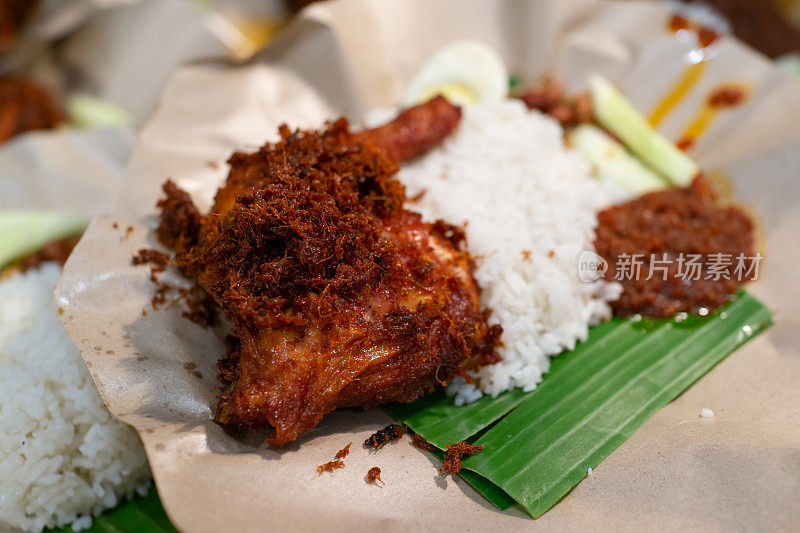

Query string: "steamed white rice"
[394, 100, 621, 403]
[0, 263, 150, 532]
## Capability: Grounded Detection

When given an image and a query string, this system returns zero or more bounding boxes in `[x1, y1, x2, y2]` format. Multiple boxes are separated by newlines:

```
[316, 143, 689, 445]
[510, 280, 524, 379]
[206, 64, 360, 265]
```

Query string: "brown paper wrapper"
[55, 0, 800, 530]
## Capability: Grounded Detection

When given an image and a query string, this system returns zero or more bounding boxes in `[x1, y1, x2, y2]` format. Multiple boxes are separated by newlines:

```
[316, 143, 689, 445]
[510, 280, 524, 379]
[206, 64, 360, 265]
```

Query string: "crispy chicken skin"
[157, 100, 500, 447]
[212, 95, 461, 215]
[353, 94, 462, 163]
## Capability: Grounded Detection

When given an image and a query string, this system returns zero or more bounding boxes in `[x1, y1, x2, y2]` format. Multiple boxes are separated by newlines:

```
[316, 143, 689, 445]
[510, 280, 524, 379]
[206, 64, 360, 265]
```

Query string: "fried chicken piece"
[157, 114, 500, 447]
[211, 96, 462, 215]
[156, 180, 203, 254]
[353, 94, 462, 163]
[0, 77, 65, 144]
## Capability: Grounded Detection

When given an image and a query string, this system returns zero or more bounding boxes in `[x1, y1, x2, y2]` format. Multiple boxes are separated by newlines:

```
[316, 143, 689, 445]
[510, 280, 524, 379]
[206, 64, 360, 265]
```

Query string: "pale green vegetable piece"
[776, 53, 800, 80]
[0, 211, 89, 270]
[68, 94, 132, 129]
[568, 124, 667, 195]
[589, 74, 699, 186]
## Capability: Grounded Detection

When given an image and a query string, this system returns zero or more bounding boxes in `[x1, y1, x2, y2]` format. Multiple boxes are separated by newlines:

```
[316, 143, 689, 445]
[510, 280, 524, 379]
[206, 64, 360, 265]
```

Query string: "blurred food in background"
[680, 0, 800, 58]
[0, 76, 63, 144]
[206, 0, 286, 60]
[0, 0, 35, 49]
[284, 0, 321, 12]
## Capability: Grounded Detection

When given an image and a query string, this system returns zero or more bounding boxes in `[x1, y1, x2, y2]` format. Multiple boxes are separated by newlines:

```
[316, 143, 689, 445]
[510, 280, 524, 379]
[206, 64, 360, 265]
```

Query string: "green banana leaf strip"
[385, 315, 639, 447]
[460, 291, 771, 517]
[457, 469, 518, 511]
[48, 485, 177, 533]
[384, 386, 529, 449]
[410, 445, 518, 511]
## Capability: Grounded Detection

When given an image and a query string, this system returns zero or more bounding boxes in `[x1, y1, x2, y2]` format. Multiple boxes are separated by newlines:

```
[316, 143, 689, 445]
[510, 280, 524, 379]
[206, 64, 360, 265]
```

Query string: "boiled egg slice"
[405, 41, 508, 107]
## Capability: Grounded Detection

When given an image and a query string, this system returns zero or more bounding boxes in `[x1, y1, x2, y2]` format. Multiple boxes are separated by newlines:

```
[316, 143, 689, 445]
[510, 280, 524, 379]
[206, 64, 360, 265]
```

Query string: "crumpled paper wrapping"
[8, 0, 285, 123]
[55, 0, 800, 530]
[55, 0, 230, 121]
[0, 0, 138, 74]
[0, 126, 134, 213]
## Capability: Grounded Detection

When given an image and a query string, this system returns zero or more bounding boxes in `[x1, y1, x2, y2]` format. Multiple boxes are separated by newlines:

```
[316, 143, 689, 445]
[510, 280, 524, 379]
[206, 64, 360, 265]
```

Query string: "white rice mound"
[0, 263, 150, 532]
[395, 100, 621, 404]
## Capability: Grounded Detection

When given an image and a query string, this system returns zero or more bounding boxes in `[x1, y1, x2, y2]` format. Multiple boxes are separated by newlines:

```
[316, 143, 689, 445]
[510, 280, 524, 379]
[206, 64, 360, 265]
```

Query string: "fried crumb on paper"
[440, 441, 484, 474]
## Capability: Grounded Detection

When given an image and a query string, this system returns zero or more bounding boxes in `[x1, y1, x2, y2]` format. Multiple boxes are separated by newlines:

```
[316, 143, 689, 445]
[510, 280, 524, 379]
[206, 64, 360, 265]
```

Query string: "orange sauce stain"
[669, 14, 691, 32]
[697, 26, 721, 48]
[708, 85, 748, 108]
[667, 14, 722, 48]
[675, 83, 750, 151]
[649, 14, 724, 127]
[675, 137, 695, 151]
[648, 61, 708, 127]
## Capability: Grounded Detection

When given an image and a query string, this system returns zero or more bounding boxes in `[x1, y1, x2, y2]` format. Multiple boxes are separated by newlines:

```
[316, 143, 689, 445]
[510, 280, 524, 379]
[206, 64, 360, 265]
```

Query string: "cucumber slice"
[589, 74, 699, 186]
[68, 94, 132, 129]
[0, 211, 89, 270]
[568, 124, 667, 195]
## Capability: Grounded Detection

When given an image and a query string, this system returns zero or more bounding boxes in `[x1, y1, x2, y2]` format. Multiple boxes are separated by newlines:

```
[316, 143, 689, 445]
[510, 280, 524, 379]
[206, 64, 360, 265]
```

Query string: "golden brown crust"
[211, 97, 460, 216]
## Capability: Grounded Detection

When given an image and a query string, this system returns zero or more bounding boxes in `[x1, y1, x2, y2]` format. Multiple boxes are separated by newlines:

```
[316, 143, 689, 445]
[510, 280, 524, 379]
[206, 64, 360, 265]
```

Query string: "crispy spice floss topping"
[132, 248, 169, 282]
[316, 460, 345, 474]
[132, 248, 216, 326]
[335, 443, 352, 460]
[364, 424, 406, 449]
[411, 432, 437, 451]
[366, 467, 384, 485]
[440, 441, 484, 474]
[317, 442, 353, 474]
